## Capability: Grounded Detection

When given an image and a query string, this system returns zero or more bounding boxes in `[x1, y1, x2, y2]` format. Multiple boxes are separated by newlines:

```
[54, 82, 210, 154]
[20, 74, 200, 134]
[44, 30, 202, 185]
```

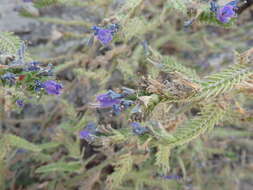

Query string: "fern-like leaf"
[161, 103, 226, 147]
[36, 161, 82, 173]
[0, 32, 22, 55]
[33, 0, 57, 8]
[162, 56, 199, 81]
[155, 145, 171, 174]
[194, 64, 253, 100]
[166, 0, 188, 14]
[106, 154, 133, 190]
[4, 134, 42, 152]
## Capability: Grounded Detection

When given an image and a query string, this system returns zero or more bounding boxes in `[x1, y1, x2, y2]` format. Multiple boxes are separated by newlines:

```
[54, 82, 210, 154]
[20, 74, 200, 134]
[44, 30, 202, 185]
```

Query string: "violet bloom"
[131, 122, 148, 135]
[42, 80, 63, 95]
[216, 5, 236, 23]
[79, 122, 97, 141]
[96, 90, 122, 108]
[92, 26, 114, 45]
[16, 100, 24, 107]
[96, 28, 113, 45]
[162, 175, 181, 180]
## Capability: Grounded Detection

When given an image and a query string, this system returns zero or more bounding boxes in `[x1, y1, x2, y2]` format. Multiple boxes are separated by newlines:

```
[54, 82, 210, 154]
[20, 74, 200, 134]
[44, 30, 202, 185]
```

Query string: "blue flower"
[92, 24, 119, 45]
[227, 0, 239, 7]
[16, 99, 24, 107]
[131, 122, 148, 135]
[41, 80, 63, 95]
[107, 24, 120, 35]
[121, 99, 133, 108]
[211, 0, 238, 23]
[112, 104, 122, 116]
[24, 61, 41, 72]
[162, 175, 181, 180]
[216, 5, 236, 23]
[210, 1, 219, 12]
[96, 28, 113, 45]
[79, 122, 97, 141]
[1, 72, 16, 84]
[121, 87, 135, 96]
[96, 90, 122, 108]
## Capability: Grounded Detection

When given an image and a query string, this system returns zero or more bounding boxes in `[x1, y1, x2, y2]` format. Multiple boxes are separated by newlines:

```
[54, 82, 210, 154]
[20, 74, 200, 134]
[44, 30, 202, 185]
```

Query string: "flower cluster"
[0, 44, 63, 107]
[91, 24, 120, 45]
[94, 87, 134, 115]
[210, 0, 238, 23]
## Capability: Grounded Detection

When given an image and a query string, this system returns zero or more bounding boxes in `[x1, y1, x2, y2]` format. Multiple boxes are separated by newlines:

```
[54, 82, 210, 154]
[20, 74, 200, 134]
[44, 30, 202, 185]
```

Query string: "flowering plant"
[1, 0, 253, 190]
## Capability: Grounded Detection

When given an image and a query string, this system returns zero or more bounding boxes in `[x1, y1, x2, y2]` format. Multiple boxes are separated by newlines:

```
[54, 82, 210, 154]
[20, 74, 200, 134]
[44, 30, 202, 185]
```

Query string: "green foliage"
[3, 134, 42, 152]
[123, 17, 146, 41]
[166, 0, 188, 14]
[197, 10, 236, 28]
[0, 32, 22, 55]
[155, 145, 171, 174]
[193, 63, 253, 100]
[106, 154, 133, 190]
[33, 0, 58, 8]
[162, 56, 200, 81]
[36, 161, 82, 173]
[160, 103, 226, 147]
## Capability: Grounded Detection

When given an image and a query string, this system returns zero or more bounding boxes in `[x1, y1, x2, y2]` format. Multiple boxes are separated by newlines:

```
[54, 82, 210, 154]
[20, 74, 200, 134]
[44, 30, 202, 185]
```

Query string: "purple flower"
[131, 122, 148, 135]
[80, 130, 92, 140]
[96, 29, 113, 45]
[96, 90, 122, 108]
[16, 99, 24, 107]
[79, 122, 97, 141]
[92, 26, 115, 45]
[41, 80, 63, 95]
[216, 5, 236, 23]
[162, 175, 181, 180]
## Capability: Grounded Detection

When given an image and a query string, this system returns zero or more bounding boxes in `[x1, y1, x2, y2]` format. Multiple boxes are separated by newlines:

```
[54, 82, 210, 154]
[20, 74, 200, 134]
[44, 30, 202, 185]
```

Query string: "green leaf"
[4, 134, 41, 152]
[106, 154, 133, 189]
[166, 0, 188, 14]
[195, 64, 253, 100]
[33, 0, 57, 8]
[123, 17, 146, 41]
[36, 161, 82, 173]
[155, 145, 171, 174]
[161, 104, 226, 147]
[38, 142, 61, 150]
[0, 32, 22, 55]
[162, 56, 199, 81]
